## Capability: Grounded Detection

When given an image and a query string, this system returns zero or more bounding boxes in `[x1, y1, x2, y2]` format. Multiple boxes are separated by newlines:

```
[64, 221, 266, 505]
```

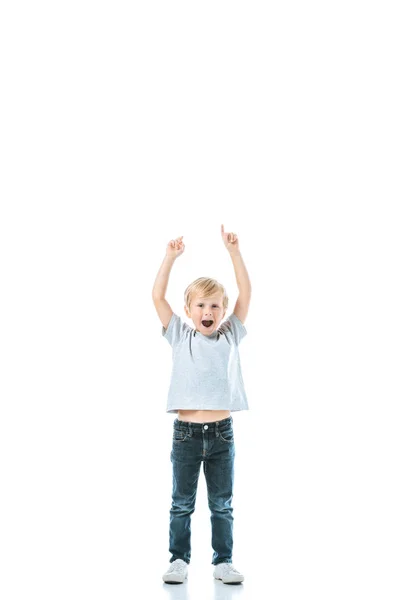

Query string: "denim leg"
[204, 428, 235, 565]
[169, 430, 201, 564]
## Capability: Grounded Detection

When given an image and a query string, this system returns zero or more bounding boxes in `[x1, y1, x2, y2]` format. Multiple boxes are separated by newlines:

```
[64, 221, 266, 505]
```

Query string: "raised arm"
[230, 252, 252, 324]
[221, 224, 251, 324]
[152, 236, 185, 330]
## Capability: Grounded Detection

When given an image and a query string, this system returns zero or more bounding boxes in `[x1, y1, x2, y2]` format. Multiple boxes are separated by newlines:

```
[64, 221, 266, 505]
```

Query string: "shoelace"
[168, 560, 186, 573]
[218, 563, 241, 574]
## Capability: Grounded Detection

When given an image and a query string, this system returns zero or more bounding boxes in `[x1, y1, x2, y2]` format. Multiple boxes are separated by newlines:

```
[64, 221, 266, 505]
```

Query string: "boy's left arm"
[230, 251, 252, 324]
[221, 224, 251, 324]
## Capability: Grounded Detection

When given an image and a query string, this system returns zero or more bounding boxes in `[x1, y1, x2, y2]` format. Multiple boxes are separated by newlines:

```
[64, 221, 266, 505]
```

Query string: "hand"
[166, 235, 185, 259]
[221, 224, 240, 255]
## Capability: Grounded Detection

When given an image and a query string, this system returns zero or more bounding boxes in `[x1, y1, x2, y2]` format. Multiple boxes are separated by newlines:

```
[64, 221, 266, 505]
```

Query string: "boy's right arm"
[153, 297, 173, 331]
[152, 236, 185, 330]
[152, 255, 176, 331]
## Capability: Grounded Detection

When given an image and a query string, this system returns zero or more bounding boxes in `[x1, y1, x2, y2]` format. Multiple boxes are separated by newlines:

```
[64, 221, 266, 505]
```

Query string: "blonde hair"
[184, 277, 228, 311]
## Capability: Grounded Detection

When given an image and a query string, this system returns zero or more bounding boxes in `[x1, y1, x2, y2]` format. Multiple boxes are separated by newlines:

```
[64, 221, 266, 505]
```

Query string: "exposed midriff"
[177, 409, 231, 423]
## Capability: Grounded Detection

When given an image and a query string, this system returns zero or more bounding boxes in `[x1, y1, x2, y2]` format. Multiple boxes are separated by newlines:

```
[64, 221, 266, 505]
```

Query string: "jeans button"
[204, 424, 208, 430]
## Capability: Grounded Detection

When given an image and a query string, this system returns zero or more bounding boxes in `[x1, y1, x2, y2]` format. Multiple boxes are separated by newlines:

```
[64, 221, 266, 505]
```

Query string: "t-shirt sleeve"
[222, 312, 247, 345]
[162, 313, 190, 347]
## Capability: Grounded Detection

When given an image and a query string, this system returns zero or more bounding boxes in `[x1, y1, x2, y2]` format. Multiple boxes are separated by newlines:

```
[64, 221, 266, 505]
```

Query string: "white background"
[1, 1, 399, 599]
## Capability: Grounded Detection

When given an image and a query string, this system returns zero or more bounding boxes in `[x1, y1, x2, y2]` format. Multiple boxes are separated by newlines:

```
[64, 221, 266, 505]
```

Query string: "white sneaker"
[162, 558, 188, 583]
[213, 562, 244, 584]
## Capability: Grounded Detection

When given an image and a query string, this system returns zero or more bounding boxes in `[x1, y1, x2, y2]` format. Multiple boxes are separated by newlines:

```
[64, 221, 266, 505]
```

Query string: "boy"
[152, 224, 251, 585]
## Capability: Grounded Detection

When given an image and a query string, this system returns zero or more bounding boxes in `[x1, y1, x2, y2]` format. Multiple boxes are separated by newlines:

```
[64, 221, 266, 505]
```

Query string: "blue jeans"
[169, 415, 235, 566]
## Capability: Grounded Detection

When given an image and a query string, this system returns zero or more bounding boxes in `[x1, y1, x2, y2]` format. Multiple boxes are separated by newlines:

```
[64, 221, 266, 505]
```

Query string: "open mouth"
[201, 320, 214, 328]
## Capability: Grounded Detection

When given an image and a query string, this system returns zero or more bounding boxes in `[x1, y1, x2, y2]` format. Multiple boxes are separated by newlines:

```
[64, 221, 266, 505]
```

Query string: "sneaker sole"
[214, 575, 244, 584]
[163, 574, 188, 584]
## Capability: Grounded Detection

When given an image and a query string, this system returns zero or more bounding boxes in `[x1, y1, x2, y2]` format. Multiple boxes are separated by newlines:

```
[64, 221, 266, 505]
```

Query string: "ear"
[184, 305, 190, 318]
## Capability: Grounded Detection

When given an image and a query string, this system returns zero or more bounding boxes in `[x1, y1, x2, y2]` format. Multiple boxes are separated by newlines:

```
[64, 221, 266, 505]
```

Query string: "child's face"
[184, 294, 226, 336]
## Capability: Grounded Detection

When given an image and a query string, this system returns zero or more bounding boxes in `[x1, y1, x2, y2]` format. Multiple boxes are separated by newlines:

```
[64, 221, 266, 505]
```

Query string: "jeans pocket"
[173, 429, 189, 443]
[218, 427, 234, 443]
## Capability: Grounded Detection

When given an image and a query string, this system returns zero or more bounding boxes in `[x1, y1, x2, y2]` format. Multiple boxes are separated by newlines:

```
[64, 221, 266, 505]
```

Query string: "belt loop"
[188, 422, 193, 437]
[215, 421, 219, 437]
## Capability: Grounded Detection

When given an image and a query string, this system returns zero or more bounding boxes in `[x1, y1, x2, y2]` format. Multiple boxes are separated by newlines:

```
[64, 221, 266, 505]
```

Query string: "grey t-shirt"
[162, 312, 249, 414]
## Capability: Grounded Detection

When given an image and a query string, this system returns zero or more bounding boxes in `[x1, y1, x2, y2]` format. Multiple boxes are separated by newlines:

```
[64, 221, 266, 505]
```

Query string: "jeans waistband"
[173, 415, 232, 432]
